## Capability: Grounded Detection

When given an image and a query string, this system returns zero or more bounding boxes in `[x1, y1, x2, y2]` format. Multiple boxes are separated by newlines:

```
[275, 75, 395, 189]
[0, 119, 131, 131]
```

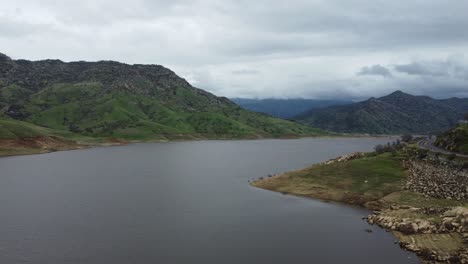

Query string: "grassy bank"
[252, 153, 406, 205]
[251, 150, 468, 263]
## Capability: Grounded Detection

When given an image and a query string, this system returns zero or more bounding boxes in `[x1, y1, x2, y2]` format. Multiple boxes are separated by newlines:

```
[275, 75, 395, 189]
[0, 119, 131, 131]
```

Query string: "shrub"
[416, 149, 428, 159]
[447, 154, 456, 160]
[401, 134, 413, 143]
[462, 162, 468, 169]
[375, 144, 386, 154]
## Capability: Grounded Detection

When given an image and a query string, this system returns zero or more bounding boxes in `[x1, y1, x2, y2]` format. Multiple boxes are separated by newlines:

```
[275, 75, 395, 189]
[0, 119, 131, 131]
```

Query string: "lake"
[0, 138, 418, 263]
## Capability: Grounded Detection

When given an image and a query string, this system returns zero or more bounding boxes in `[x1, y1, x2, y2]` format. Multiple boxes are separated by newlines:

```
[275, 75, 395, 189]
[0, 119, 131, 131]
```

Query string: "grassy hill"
[295, 91, 468, 134]
[435, 124, 468, 154]
[0, 118, 52, 139]
[0, 53, 324, 142]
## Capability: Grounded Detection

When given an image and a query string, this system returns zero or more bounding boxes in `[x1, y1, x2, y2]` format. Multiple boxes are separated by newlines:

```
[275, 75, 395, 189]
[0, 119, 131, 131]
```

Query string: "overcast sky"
[1, 0, 468, 100]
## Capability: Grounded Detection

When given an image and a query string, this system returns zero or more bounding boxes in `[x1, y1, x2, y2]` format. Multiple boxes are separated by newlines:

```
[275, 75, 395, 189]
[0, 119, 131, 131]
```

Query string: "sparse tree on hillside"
[401, 134, 413, 143]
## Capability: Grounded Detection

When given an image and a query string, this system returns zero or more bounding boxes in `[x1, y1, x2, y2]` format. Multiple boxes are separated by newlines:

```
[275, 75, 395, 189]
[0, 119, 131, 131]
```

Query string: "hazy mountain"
[0, 53, 324, 140]
[231, 98, 352, 119]
[295, 91, 468, 134]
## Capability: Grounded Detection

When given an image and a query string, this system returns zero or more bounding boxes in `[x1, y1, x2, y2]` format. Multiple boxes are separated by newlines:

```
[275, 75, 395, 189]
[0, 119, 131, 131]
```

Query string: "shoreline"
[0, 134, 397, 158]
[251, 178, 468, 263]
[250, 152, 468, 263]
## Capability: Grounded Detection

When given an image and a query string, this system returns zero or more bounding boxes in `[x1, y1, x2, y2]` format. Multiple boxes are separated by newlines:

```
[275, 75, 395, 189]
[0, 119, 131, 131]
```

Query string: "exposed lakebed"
[0, 138, 418, 263]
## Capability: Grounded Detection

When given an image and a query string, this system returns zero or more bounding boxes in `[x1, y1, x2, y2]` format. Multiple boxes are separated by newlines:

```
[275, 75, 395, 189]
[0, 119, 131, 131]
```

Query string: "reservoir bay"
[0, 138, 418, 264]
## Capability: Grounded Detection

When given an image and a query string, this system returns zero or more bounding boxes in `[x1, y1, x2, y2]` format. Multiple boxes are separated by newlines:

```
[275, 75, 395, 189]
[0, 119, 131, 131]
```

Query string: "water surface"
[0, 138, 418, 263]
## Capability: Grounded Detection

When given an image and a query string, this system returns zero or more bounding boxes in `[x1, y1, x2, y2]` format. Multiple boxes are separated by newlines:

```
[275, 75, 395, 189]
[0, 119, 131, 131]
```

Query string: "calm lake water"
[0, 138, 419, 264]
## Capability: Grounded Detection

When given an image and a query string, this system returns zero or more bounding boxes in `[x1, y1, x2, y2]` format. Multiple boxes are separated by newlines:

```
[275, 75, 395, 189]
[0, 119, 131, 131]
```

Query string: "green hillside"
[0, 53, 324, 141]
[295, 91, 468, 134]
[435, 124, 468, 154]
[0, 118, 51, 139]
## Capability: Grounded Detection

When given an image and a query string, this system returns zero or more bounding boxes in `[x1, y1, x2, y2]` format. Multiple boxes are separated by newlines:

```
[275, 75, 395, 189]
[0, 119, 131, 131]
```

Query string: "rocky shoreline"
[366, 206, 468, 263]
[252, 149, 468, 264]
[366, 149, 468, 263]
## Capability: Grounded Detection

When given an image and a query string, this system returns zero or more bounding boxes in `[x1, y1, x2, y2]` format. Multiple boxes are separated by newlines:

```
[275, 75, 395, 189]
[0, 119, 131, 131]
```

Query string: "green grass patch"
[0, 119, 50, 139]
[295, 154, 405, 197]
[253, 153, 407, 205]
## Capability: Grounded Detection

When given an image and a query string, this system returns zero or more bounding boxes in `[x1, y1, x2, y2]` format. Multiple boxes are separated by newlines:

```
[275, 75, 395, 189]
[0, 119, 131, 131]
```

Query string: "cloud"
[394, 62, 446, 76]
[231, 69, 260, 75]
[393, 57, 468, 79]
[1, 0, 468, 99]
[0, 15, 53, 38]
[357, 64, 392, 77]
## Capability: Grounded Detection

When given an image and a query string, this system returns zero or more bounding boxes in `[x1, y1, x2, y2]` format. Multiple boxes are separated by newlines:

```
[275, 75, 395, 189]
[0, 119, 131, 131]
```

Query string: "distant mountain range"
[231, 98, 351, 119]
[295, 91, 468, 134]
[0, 52, 323, 141]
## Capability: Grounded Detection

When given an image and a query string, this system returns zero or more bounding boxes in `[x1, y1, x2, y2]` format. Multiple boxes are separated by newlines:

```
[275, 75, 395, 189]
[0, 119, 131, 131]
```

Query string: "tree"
[374, 144, 385, 154]
[464, 113, 468, 121]
[401, 134, 413, 143]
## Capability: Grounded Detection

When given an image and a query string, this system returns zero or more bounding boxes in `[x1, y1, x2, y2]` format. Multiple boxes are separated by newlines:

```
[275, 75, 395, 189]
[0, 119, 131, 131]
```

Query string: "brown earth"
[0, 136, 86, 157]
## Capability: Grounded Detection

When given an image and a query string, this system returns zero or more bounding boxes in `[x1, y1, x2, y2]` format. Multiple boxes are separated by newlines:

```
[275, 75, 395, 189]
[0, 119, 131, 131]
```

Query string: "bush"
[374, 139, 405, 154]
[375, 144, 386, 154]
[462, 162, 468, 169]
[416, 149, 429, 159]
[447, 154, 456, 160]
[401, 134, 413, 143]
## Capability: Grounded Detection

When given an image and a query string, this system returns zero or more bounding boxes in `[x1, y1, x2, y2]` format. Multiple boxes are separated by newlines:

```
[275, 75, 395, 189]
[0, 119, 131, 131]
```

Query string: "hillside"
[0, 53, 324, 143]
[435, 123, 468, 154]
[231, 98, 351, 119]
[295, 91, 468, 134]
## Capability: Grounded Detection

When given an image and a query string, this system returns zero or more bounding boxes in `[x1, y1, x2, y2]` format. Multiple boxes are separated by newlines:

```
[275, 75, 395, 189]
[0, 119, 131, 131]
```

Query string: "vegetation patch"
[252, 153, 406, 205]
[435, 124, 468, 154]
[0, 56, 326, 144]
[252, 137, 468, 263]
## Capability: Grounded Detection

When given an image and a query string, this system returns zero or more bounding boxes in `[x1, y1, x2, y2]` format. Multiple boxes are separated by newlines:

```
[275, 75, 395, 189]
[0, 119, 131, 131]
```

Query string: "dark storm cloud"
[357, 65, 392, 77]
[1, 0, 468, 99]
[394, 63, 443, 76]
[348, 56, 468, 100]
[394, 58, 468, 79]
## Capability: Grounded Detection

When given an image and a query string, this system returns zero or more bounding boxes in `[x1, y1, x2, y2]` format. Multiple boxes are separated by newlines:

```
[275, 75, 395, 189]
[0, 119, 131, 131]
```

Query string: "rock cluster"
[440, 207, 468, 233]
[367, 209, 437, 234]
[368, 207, 468, 234]
[322, 152, 365, 165]
[367, 206, 468, 263]
[405, 160, 468, 200]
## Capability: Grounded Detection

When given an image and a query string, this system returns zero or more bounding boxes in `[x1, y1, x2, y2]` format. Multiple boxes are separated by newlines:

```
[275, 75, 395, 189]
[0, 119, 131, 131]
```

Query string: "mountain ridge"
[295, 91, 468, 134]
[0, 53, 324, 141]
[231, 98, 352, 119]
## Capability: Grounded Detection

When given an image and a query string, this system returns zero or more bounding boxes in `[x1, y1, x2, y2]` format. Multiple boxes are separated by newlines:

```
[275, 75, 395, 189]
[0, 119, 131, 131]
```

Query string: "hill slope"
[435, 124, 468, 154]
[0, 53, 324, 140]
[295, 91, 468, 134]
[231, 98, 351, 119]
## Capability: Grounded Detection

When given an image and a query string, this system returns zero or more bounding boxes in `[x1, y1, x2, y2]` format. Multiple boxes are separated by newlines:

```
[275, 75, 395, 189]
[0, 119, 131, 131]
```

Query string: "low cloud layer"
[357, 65, 392, 78]
[1, 0, 468, 99]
